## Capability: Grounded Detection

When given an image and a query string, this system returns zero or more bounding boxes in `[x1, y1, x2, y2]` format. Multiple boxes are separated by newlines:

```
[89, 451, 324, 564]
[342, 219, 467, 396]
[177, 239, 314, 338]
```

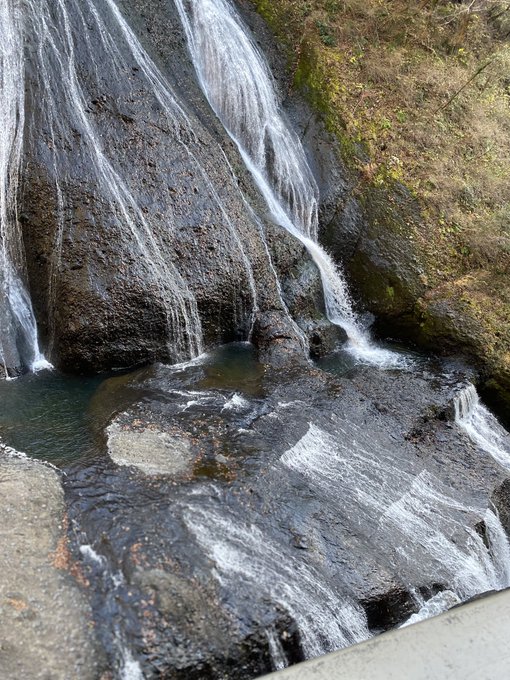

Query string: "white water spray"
[183, 504, 369, 660]
[400, 590, 461, 628]
[282, 423, 510, 601]
[0, 1, 49, 377]
[455, 384, 510, 470]
[174, 0, 404, 367]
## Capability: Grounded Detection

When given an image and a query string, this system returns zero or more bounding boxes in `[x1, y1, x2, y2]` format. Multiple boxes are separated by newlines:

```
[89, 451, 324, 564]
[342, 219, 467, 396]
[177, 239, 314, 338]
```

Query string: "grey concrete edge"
[260, 589, 510, 680]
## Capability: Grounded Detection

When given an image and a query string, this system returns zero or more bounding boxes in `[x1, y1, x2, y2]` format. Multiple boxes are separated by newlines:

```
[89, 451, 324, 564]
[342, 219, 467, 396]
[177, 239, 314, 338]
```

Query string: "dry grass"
[255, 0, 510, 278]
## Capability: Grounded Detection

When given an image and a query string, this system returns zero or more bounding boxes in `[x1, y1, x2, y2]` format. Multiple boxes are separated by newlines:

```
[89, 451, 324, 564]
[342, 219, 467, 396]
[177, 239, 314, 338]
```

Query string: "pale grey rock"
[107, 421, 193, 476]
[0, 445, 101, 679]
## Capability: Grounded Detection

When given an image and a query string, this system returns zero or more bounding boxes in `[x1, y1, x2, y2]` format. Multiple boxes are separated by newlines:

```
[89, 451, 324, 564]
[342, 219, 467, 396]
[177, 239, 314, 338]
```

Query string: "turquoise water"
[0, 341, 420, 466]
[0, 369, 106, 464]
[198, 342, 264, 395]
[0, 343, 264, 465]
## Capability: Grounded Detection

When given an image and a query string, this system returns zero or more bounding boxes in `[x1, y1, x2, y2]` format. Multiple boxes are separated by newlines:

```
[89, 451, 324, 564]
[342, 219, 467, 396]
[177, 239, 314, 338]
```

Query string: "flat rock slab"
[107, 419, 193, 476]
[0, 447, 100, 679]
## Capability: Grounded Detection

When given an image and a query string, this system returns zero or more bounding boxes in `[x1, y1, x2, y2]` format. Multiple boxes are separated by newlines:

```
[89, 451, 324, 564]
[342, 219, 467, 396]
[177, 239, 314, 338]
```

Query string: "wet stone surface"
[51, 344, 510, 678]
[20, 0, 327, 374]
[107, 419, 193, 476]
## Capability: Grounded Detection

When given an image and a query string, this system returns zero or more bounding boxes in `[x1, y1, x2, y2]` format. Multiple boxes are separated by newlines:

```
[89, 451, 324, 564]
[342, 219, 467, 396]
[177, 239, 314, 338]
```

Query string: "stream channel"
[2, 341, 510, 678]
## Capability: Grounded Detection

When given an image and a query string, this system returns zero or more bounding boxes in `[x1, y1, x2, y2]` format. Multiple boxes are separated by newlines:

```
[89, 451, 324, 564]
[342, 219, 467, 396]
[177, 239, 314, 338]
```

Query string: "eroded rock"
[60, 345, 510, 678]
[21, 0, 326, 374]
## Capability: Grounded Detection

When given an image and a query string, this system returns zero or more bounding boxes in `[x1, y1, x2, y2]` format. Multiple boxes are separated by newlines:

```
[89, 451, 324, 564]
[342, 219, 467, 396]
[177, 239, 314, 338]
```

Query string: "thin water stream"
[174, 0, 405, 368]
[0, 0, 48, 375]
[455, 384, 510, 471]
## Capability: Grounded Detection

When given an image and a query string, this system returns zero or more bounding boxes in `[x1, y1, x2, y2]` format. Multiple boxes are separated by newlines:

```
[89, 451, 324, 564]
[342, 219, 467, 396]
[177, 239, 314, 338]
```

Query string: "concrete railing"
[261, 589, 510, 680]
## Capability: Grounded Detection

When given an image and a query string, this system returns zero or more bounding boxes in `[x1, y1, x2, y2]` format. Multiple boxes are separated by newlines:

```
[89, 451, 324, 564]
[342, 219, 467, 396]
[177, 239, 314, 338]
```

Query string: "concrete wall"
[261, 590, 510, 680]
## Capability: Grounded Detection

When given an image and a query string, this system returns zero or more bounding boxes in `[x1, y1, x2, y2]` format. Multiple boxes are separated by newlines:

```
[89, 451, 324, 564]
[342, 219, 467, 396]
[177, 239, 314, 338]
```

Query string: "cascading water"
[4, 0, 510, 676]
[183, 504, 370, 659]
[23, 0, 207, 363]
[175, 0, 319, 240]
[174, 0, 404, 367]
[266, 627, 288, 672]
[0, 1, 49, 377]
[177, 411, 510, 670]
[280, 423, 510, 601]
[455, 384, 510, 470]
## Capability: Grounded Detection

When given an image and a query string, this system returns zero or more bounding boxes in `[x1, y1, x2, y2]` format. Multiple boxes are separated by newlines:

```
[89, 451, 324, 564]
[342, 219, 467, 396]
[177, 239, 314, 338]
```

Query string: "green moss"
[292, 42, 368, 167]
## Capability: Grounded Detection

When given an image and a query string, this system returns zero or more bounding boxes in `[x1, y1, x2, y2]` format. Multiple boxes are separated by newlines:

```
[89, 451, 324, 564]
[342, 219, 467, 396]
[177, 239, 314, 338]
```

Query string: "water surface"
[0, 369, 106, 463]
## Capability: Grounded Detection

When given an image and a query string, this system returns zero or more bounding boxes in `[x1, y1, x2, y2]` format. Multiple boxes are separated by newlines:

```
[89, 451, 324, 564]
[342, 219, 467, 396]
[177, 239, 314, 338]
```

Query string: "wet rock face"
[236, 0, 365, 263]
[130, 567, 280, 679]
[20, 0, 324, 373]
[60, 345, 509, 677]
[344, 184, 427, 319]
[0, 446, 102, 679]
[492, 478, 510, 537]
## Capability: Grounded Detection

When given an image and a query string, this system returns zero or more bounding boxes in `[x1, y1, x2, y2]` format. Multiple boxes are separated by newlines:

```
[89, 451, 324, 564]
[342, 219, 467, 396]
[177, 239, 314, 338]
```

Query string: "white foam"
[455, 384, 510, 470]
[222, 393, 249, 412]
[79, 544, 106, 567]
[400, 590, 461, 628]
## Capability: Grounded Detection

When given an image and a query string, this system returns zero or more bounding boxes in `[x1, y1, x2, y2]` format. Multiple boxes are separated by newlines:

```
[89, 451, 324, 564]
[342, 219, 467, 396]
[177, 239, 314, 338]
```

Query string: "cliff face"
[19, 0, 336, 374]
[247, 0, 510, 412]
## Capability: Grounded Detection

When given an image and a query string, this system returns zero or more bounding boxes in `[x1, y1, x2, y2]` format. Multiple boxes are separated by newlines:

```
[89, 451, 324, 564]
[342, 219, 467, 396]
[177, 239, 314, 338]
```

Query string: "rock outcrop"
[0, 446, 101, 678]
[19, 0, 330, 374]
[245, 0, 510, 416]
[59, 345, 510, 677]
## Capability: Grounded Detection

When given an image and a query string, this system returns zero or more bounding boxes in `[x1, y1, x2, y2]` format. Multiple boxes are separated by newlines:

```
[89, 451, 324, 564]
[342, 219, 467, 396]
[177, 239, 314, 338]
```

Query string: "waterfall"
[402, 502, 510, 626]
[281, 423, 510, 601]
[400, 590, 461, 627]
[23, 0, 209, 363]
[454, 384, 510, 470]
[174, 0, 404, 368]
[180, 418, 510, 670]
[183, 504, 370, 660]
[175, 0, 319, 240]
[0, 0, 49, 377]
[266, 627, 288, 671]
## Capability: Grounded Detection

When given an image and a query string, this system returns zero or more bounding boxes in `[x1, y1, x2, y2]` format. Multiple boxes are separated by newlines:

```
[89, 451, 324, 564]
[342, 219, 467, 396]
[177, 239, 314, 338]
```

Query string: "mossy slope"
[252, 0, 510, 406]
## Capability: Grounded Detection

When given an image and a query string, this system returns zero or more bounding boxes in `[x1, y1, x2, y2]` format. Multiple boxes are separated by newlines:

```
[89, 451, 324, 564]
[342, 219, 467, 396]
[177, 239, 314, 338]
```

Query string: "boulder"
[20, 0, 328, 373]
[0, 445, 102, 679]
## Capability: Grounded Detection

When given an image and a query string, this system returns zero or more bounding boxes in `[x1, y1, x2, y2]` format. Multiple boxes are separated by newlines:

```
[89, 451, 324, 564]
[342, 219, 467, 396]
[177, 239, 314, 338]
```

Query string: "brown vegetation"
[253, 0, 510, 402]
[254, 0, 510, 275]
